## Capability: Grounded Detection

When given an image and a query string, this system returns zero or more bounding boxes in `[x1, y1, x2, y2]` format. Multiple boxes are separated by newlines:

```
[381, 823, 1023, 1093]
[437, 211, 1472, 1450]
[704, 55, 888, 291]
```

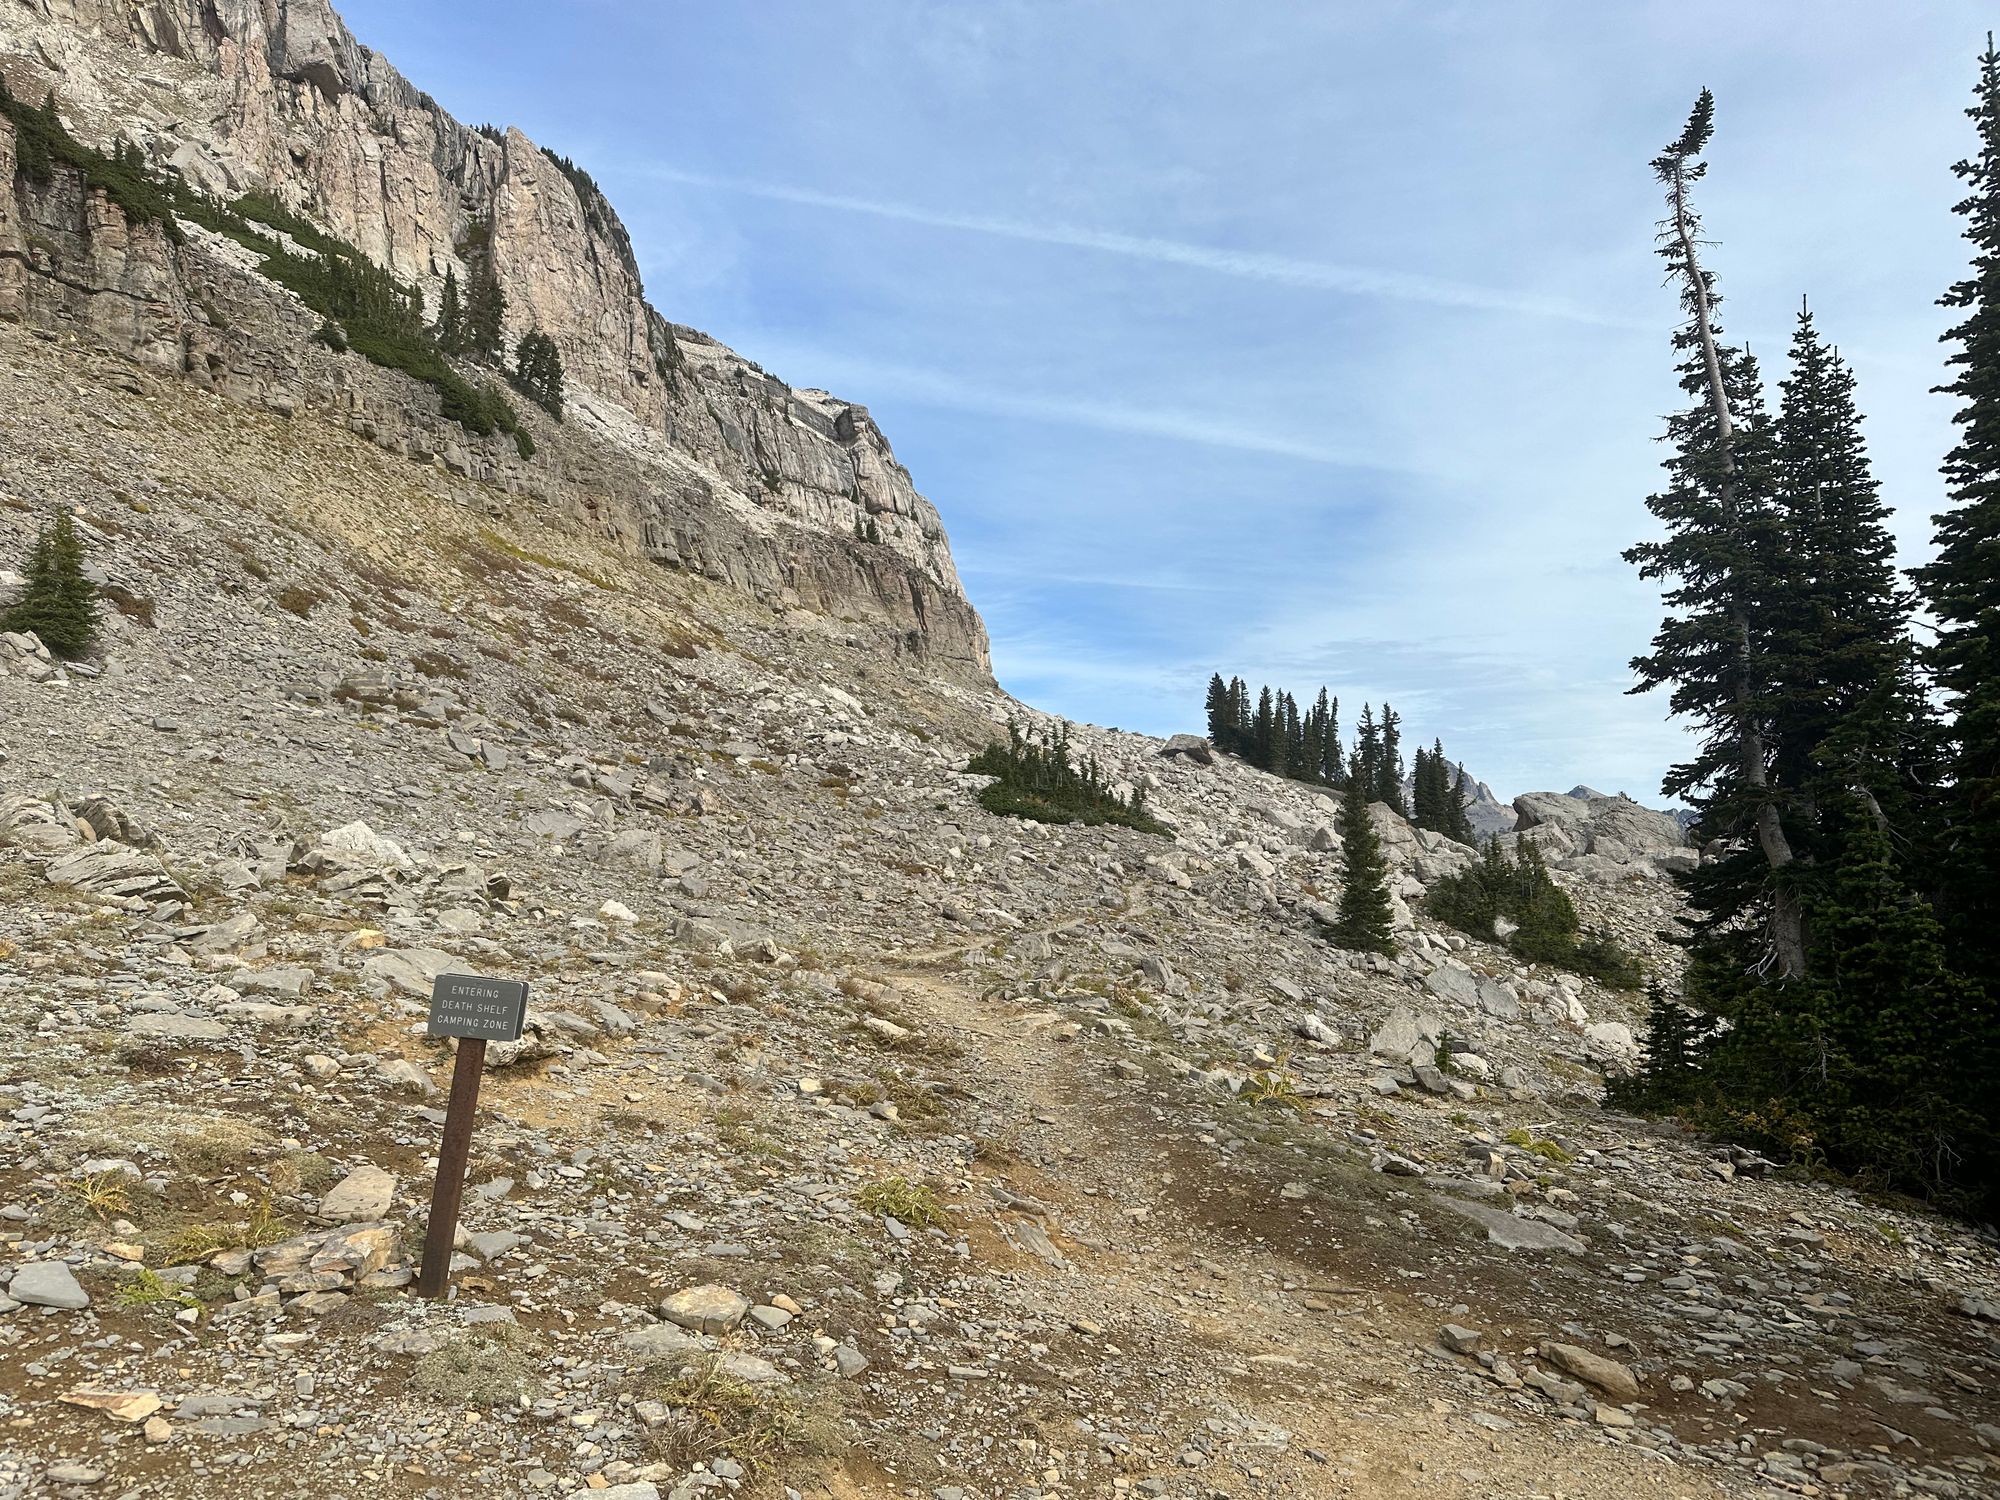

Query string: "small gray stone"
[1440, 1324, 1483, 1354]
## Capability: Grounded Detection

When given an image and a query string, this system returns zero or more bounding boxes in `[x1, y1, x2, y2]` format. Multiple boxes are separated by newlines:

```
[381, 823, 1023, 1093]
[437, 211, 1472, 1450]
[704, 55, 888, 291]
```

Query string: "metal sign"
[427, 972, 528, 1043]
[416, 972, 528, 1298]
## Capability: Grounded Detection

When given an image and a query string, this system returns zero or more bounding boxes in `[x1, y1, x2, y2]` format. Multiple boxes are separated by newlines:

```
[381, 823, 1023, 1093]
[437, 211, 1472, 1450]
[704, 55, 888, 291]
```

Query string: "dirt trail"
[887, 970, 1747, 1499]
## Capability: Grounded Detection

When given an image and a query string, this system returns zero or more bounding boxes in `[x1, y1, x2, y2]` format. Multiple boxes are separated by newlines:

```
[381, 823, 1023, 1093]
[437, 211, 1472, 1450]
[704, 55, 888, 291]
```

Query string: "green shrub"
[1428, 838, 1643, 988]
[968, 722, 1169, 836]
[2, 510, 98, 658]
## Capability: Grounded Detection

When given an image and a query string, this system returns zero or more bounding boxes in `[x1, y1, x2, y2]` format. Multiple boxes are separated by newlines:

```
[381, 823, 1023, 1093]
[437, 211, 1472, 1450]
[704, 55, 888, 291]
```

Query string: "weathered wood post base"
[415, 1037, 487, 1299]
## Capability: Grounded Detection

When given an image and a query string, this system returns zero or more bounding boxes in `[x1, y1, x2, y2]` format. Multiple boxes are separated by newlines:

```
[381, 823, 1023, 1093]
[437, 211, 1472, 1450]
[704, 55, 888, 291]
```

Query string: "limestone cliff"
[0, 0, 989, 675]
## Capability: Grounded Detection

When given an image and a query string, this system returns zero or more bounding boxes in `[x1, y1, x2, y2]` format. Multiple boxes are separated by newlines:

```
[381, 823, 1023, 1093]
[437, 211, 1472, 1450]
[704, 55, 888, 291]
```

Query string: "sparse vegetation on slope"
[0, 82, 529, 455]
[1428, 838, 1643, 989]
[967, 721, 1170, 835]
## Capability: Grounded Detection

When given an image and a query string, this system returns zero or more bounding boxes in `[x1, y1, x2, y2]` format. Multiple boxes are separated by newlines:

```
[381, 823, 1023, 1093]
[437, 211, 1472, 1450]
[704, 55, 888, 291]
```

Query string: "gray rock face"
[9, 1259, 90, 1308]
[0, 5, 991, 675]
[1511, 791, 1686, 876]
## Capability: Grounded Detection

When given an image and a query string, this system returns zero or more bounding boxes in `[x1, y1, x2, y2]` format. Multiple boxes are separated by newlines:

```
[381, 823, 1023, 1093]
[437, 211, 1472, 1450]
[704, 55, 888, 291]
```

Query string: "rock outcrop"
[0, 0, 988, 676]
[1511, 790, 1691, 879]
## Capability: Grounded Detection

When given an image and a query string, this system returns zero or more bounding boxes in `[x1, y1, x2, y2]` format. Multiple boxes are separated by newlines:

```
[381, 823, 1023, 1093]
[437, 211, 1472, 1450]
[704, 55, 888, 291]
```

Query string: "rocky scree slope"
[0, 0, 987, 675]
[0, 325, 1997, 1499]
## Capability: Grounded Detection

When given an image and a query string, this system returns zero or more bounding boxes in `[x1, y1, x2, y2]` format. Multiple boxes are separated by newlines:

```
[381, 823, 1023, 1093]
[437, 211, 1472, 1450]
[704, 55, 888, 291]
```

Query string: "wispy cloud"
[747, 344, 1421, 469]
[611, 163, 1649, 328]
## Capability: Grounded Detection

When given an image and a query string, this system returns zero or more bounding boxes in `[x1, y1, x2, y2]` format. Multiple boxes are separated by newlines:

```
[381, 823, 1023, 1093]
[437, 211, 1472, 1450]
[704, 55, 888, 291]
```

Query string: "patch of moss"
[412, 1322, 544, 1408]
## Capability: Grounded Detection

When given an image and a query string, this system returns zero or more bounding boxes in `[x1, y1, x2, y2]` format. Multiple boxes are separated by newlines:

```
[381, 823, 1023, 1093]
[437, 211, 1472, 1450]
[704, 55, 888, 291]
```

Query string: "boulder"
[1157, 734, 1214, 766]
[126, 1012, 230, 1042]
[361, 947, 456, 998]
[1369, 1006, 1441, 1066]
[1583, 1022, 1640, 1074]
[1424, 964, 1480, 1008]
[44, 841, 188, 909]
[659, 1283, 750, 1334]
[317, 821, 414, 871]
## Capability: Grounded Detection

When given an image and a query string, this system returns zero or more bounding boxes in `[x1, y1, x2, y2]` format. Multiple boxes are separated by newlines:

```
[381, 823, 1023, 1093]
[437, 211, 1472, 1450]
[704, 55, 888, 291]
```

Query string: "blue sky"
[335, 1, 1989, 801]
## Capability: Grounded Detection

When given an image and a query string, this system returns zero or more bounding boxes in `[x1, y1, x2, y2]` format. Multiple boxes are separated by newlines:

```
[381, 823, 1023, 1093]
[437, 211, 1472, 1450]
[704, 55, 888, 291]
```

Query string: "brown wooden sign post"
[415, 973, 529, 1300]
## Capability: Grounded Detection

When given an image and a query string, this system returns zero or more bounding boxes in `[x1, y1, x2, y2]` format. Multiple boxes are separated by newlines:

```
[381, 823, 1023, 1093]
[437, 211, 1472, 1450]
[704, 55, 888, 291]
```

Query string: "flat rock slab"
[59, 1389, 162, 1423]
[659, 1283, 749, 1334]
[10, 1260, 90, 1308]
[126, 1012, 229, 1042]
[1544, 1342, 1640, 1399]
[1435, 1196, 1586, 1253]
[317, 1164, 397, 1222]
[620, 1322, 708, 1362]
[361, 947, 457, 998]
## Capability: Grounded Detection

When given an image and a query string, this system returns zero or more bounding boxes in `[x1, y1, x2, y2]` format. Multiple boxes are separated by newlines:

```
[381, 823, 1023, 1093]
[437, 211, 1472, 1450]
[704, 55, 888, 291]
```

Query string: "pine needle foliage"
[1920, 33, 2000, 971]
[967, 723, 1170, 836]
[1327, 760, 1396, 954]
[512, 329, 565, 420]
[1427, 839, 1643, 989]
[2, 510, 98, 658]
[1615, 67, 1998, 1216]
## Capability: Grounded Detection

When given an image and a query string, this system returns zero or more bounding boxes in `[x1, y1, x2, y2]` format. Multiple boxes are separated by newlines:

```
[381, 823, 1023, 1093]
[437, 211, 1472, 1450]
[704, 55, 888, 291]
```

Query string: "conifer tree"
[1279, 692, 1303, 779]
[1354, 704, 1381, 799]
[1626, 91, 1804, 978]
[1919, 34, 2000, 961]
[1204, 673, 1233, 752]
[1230, 677, 1251, 755]
[1376, 703, 1408, 816]
[2, 510, 97, 658]
[1447, 763, 1473, 842]
[436, 267, 465, 354]
[460, 222, 507, 361]
[1251, 686, 1276, 771]
[1315, 689, 1341, 785]
[1769, 303, 1927, 858]
[1608, 978, 1710, 1110]
[1330, 751, 1396, 954]
[512, 329, 565, 420]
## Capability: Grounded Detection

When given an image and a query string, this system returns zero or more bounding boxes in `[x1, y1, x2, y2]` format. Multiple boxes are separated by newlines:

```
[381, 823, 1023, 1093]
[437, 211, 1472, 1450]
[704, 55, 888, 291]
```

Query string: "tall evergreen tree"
[1768, 303, 1928, 856]
[1376, 703, 1408, 816]
[435, 266, 465, 354]
[460, 221, 508, 362]
[1330, 751, 1396, 954]
[1204, 673, 1231, 751]
[2, 510, 96, 658]
[1447, 763, 1474, 842]
[1412, 738, 1458, 835]
[512, 329, 565, 420]
[1626, 91, 1804, 979]
[1251, 686, 1276, 771]
[1918, 34, 2000, 963]
[1316, 689, 1342, 785]
[1354, 704, 1381, 799]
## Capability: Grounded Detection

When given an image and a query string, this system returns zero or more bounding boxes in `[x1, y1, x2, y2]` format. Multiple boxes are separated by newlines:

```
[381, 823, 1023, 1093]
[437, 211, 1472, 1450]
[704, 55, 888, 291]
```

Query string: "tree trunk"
[1668, 166, 1806, 981]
